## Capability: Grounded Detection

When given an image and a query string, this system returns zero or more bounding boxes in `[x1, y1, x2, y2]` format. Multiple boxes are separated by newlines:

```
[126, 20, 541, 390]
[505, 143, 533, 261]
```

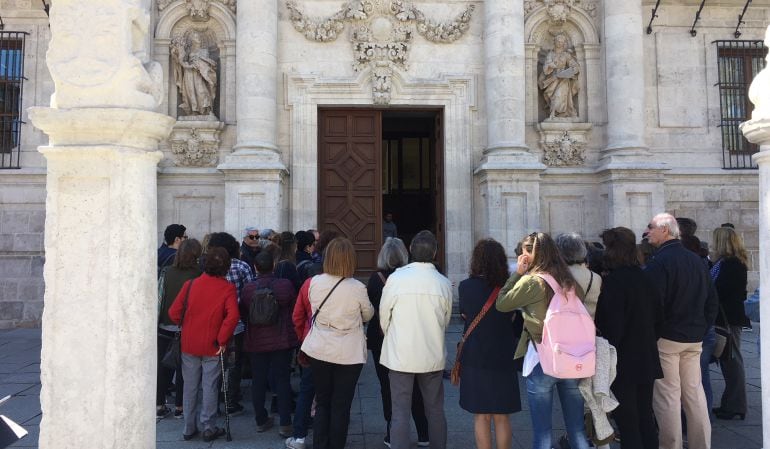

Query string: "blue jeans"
[293, 365, 315, 438]
[526, 364, 589, 449]
[700, 326, 716, 415]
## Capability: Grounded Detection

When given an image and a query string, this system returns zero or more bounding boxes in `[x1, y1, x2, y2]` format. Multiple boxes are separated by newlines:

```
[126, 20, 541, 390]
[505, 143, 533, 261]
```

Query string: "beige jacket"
[569, 264, 602, 319]
[379, 262, 453, 373]
[300, 274, 374, 365]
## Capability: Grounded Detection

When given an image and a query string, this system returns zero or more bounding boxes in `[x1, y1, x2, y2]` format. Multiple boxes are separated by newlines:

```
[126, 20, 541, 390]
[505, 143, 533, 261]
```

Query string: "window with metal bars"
[0, 32, 27, 169]
[715, 40, 767, 169]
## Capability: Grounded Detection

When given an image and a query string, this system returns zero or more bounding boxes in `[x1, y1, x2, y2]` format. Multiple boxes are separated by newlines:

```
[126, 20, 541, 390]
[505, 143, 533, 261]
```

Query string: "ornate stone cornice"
[524, 0, 596, 22]
[158, 0, 236, 20]
[285, 0, 474, 104]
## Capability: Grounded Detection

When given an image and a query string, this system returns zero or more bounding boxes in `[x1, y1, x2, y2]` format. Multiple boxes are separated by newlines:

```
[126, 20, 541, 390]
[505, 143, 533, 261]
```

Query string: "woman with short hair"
[555, 232, 602, 318]
[169, 246, 239, 442]
[295, 237, 374, 449]
[459, 238, 520, 449]
[496, 232, 589, 449]
[367, 237, 429, 447]
[595, 227, 662, 449]
[711, 226, 750, 420]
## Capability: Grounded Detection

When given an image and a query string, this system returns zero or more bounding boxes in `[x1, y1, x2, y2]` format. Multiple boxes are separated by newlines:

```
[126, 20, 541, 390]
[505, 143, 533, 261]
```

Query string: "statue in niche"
[538, 33, 580, 119]
[171, 30, 218, 116]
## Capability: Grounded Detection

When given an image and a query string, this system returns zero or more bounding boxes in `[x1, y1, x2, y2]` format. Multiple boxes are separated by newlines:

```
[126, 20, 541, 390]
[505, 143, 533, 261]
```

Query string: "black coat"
[714, 257, 750, 327]
[644, 239, 719, 343]
[365, 269, 393, 351]
[595, 266, 663, 384]
[458, 277, 516, 370]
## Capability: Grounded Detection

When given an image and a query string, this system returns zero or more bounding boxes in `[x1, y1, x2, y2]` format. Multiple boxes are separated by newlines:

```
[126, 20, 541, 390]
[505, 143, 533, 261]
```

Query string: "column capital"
[28, 107, 174, 150]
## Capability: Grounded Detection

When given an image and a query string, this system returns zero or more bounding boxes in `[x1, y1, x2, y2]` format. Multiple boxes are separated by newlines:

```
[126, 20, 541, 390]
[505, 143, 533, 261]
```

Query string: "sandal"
[202, 427, 226, 442]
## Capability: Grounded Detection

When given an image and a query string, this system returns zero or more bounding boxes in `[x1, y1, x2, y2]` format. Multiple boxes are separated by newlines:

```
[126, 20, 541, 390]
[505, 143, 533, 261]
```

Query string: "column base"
[596, 164, 669, 231]
[477, 146, 546, 172]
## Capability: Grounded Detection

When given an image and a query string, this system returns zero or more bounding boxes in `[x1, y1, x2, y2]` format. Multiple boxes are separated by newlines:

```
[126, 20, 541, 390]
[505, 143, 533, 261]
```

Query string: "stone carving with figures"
[524, 0, 597, 20]
[539, 33, 580, 119]
[542, 131, 585, 166]
[171, 30, 218, 117]
[285, 0, 474, 104]
[158, 0, 236, 15]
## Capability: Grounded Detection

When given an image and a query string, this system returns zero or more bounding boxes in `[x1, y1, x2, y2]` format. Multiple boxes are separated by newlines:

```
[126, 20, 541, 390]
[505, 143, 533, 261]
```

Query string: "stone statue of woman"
[171, 31, 218, 116]
[538, 33, 580, 119]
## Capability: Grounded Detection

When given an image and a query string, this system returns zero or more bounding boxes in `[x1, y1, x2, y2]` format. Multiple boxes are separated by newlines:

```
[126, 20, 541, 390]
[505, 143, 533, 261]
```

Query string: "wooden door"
[318, 110, 382, 278]
[434, 111, 446, 272]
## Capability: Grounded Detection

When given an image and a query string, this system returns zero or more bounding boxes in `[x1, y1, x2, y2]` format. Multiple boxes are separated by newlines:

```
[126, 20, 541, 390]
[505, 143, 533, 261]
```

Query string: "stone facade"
[0, 0, 767, 326]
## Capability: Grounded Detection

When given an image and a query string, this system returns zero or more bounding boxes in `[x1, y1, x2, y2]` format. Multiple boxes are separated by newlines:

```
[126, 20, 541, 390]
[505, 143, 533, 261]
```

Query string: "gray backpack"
[248, 280, 279, 327]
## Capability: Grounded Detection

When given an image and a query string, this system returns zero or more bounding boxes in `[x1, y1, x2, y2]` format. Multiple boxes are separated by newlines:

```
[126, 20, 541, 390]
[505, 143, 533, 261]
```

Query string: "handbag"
[450, 286, 501, 386]
[297, 277, 345, 367]
[160, 279, 193, 369]
[713, 304, 732, 360]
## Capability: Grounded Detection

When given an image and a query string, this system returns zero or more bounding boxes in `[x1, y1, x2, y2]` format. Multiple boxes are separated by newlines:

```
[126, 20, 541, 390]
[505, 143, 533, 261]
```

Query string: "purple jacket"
[240, 273, 298, 352]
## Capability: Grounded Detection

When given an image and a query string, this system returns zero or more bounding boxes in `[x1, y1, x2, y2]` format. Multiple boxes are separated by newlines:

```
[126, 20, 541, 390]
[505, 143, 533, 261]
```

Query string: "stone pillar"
[602, 0, 649, 161]
[218, 0, 288, 236]
[740, 26, 770, 448]
[476, 0, 543, 249]
[27, 2, 173, 449]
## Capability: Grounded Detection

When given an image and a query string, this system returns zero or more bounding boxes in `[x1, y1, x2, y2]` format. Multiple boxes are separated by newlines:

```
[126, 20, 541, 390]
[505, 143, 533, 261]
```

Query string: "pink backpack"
[533, 273, 596, 379]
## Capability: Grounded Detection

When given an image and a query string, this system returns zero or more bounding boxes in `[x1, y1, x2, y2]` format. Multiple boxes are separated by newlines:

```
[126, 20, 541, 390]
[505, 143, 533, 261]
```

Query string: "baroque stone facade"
[0, 0, 767, 328]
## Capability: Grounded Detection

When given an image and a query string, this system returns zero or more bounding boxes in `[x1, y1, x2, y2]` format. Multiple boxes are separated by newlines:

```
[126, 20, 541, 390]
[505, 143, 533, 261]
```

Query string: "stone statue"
[171, 31, 218, 116]
[538, 33, 580, 119]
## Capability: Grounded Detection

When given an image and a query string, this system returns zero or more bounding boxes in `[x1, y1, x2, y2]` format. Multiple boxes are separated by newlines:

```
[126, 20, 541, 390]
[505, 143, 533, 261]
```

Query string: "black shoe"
[202, 427, 225, 442]
[156, 406, 171, 418]
[713, 407, 746, 420]
[182, 430, 199, 441]
[226, 403, 244, 416]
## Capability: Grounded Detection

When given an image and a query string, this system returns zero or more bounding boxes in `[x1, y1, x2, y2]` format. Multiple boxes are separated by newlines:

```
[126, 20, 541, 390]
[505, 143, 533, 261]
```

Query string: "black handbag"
[160, 279, 193, 369]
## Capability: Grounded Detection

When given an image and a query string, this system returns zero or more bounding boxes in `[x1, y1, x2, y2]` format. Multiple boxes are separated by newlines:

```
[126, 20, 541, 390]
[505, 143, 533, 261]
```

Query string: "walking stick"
[219, 351, 232, 441]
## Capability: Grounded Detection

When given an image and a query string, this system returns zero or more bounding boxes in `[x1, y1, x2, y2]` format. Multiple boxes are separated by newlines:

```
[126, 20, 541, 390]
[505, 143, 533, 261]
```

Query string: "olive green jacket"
[496, 273, 551, 359]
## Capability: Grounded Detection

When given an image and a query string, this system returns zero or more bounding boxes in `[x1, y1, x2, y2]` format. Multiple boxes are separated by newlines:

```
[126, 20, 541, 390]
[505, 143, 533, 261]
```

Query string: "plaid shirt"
[226, 258, 255, 336]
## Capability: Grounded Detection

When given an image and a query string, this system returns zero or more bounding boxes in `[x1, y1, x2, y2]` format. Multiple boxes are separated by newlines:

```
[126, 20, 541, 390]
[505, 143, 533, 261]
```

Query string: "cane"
[219, 351, 233, 441]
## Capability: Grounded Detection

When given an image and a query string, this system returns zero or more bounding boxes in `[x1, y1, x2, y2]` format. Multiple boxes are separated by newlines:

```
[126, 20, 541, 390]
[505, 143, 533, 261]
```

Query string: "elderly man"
[379, 230, 453, 449]
[240, 227, 260, 274]
[644, 213, 718, 449]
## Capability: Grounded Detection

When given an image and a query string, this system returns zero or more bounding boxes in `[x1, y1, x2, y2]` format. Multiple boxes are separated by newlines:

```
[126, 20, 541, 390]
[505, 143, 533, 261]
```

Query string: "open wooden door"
[434, 111, 446, 272]
[318, 109, 382, 278]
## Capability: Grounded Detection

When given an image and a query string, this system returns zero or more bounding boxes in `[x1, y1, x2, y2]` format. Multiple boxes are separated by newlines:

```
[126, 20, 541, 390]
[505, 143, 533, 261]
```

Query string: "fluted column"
[219, 0, 287, 236]
[741, 30, 770, 447]
[28, 1, 173, 448]
[602, 0, 649, 161]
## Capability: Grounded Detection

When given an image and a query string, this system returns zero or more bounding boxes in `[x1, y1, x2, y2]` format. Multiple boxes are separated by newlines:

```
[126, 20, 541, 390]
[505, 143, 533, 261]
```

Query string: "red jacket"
[240, 274, 298, 352]
[292, 278, 313, 342]
[169, 274, 239, 357]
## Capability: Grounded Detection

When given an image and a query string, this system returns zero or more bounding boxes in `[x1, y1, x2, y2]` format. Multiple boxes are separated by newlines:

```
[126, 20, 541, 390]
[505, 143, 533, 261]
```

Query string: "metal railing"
[715, 40, 766, 169]
[0, 32, 27, 169]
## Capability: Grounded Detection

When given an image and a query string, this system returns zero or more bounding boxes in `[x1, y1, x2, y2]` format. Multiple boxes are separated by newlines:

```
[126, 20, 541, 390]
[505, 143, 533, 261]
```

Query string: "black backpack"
[248, 280, 279, 327]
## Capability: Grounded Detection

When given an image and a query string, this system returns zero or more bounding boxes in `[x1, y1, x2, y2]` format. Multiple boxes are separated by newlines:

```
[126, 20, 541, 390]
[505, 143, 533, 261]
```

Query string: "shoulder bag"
[296, 277, 345, 367]
[450, 286, 501, 386]
[160, 279, 194, 369]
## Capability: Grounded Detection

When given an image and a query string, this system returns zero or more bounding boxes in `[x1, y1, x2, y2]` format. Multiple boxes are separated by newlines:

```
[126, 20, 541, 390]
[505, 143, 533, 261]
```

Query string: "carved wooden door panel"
[319, 110, 382, 278]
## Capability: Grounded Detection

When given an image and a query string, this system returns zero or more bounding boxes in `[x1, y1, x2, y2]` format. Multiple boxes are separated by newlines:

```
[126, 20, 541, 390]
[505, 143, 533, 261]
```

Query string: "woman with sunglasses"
[496, 232, 589, 449]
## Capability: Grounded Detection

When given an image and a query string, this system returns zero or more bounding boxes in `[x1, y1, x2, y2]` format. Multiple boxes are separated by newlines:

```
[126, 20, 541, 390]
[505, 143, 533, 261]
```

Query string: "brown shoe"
[257, 418, 274, 433]
[279, 425, 293, 438]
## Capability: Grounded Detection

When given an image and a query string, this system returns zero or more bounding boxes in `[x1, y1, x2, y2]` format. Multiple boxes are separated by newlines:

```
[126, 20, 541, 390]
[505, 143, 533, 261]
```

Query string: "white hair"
[243, 226, 258, 237]
[652, 213, 680, 239]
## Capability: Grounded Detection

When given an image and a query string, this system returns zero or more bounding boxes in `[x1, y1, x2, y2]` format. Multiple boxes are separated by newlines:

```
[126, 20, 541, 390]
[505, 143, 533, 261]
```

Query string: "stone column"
[218, 0, 288, 236]
[27, 2, 173, 449]
[602, 0, 649, 161]
[475, 0, 543, 250]
[740, 27, 770, 448]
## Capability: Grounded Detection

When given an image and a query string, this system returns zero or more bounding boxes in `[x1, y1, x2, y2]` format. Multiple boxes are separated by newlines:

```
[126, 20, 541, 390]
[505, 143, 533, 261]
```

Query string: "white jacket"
[379, 262, 453, 373]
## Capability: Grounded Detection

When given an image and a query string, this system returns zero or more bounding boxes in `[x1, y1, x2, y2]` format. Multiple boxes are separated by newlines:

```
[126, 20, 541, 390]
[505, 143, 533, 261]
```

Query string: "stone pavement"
[0, 323, 764, 449]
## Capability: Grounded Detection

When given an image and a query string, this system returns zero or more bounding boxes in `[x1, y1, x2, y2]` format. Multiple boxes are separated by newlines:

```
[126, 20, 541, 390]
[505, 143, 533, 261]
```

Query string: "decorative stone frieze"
[524, 0, 597, 21]
[537, 121, 591, 167]
[159, 0, 236, 18]
[169, 118, 224, 167]
[285, 0, 474, 104]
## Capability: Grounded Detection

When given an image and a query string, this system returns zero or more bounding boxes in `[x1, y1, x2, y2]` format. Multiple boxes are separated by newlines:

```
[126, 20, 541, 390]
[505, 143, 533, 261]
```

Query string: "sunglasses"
[247, 235, 258, 240]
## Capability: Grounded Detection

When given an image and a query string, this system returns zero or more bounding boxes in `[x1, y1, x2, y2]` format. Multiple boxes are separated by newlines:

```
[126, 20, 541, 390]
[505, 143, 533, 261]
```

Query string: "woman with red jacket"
[240, 251, 298, 436]
[169, 246, 239, 442]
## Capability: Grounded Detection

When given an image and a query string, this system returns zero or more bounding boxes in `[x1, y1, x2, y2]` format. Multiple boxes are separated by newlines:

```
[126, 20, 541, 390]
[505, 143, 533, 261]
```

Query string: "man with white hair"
[644, 213, 718, 449]
[240, 226, 260, 274]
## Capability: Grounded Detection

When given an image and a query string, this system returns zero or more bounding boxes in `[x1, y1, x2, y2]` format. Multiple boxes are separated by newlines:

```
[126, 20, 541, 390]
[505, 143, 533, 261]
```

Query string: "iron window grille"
[0, 32, 27, 169]
[715, 40, 767, 169]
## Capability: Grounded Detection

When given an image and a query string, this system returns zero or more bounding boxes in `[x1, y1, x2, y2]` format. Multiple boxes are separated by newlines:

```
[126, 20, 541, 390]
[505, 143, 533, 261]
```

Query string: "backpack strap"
[532, 273, 562, 295]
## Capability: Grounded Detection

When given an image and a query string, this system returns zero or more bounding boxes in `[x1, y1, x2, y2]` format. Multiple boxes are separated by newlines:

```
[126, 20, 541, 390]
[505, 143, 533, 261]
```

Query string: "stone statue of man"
[538, 33, 580, 119]
[171, 31, 218, 116]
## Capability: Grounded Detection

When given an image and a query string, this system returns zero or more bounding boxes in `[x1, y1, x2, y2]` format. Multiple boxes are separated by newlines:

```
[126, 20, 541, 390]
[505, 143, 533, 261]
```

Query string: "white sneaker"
[286, 437, 306, 449]
[417, 441, 429, 447]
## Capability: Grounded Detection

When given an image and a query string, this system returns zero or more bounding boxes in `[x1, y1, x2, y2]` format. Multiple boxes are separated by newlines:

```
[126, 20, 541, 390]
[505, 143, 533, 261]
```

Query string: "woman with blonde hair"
[496, 232, 589, 449]
[711, 226, 750, 420]
[294, 237, 374, 449]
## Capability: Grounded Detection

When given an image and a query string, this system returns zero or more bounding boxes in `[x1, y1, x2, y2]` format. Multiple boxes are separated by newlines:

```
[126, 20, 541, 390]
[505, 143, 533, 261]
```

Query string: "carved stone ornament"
[158, 0, 236, 18]
[537, 121, 592, 167]
[168, 118, 225, 167]
[524, 0, 597, 21]
[285, 0, 474, 104]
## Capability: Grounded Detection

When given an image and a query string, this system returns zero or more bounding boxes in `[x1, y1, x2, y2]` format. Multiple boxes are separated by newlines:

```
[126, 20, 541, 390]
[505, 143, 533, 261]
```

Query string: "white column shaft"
[604, 0, 646, 152]
[755, 151, 770, 449]
[235, 0, 278, 152]
[484, 0, 526, 152]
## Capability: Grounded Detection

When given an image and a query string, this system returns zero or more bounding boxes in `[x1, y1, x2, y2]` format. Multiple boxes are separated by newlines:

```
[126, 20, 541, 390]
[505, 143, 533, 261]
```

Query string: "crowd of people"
[154, 211, 752, 449]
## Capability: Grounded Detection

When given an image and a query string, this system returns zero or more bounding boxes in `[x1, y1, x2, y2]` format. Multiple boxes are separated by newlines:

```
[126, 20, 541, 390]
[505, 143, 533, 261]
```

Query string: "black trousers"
[371, 348, 429, 440]
[226, 332, 244, 406]
[157, 328, 184, 407]
[310, 358, 363, 449]
[611, 380, 658, 449]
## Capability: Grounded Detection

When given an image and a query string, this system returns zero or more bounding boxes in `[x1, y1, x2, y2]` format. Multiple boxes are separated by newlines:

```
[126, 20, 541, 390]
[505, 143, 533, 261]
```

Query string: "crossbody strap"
[179, 278, 194, 330]
[311, 277, 345, 325]
[456, 286, 501, 361]
[585, 271, 593, 297]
